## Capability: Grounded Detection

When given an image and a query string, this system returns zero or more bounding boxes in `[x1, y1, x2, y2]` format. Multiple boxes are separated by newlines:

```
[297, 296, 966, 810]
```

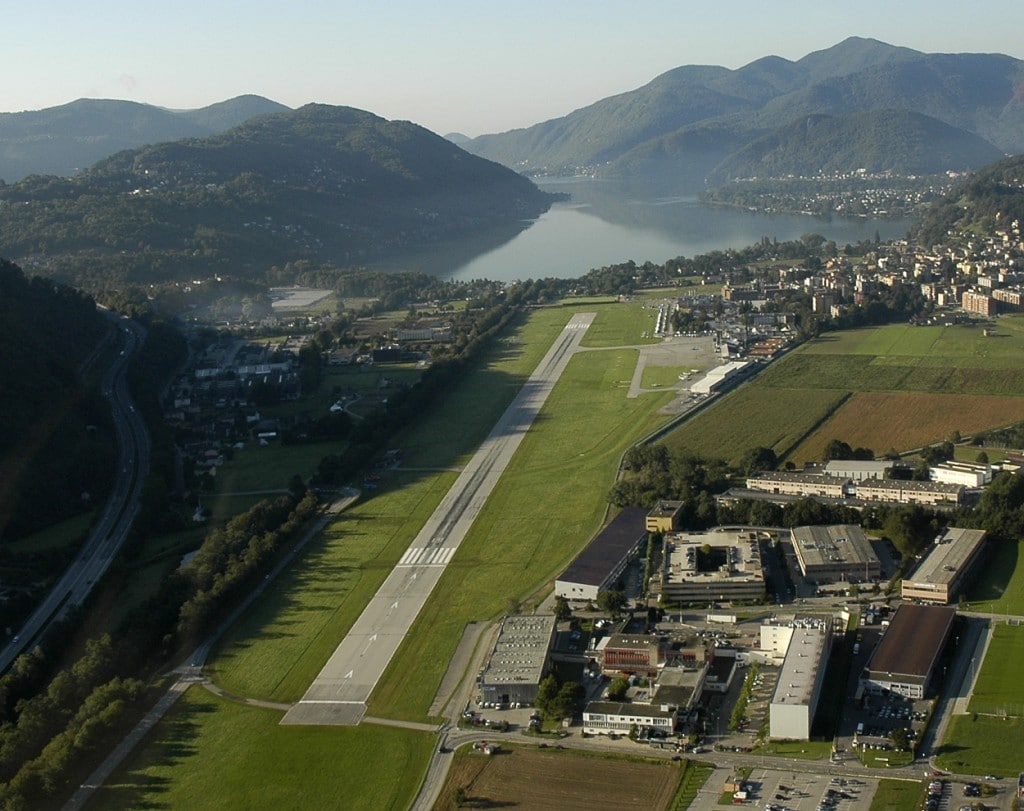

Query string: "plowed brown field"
[435, 746, 682, 810]
[787, 391, 1024, 463]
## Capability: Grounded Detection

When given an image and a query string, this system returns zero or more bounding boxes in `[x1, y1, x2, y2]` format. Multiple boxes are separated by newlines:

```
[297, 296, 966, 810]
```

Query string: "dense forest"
[0, 261, 111, 543]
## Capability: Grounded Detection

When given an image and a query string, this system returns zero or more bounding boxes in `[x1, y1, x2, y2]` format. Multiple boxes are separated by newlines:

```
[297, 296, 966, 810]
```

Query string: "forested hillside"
[0, 260, 111, 542]
[462, 38, 1024, 190]
[0, 104, 554, 293]
[0, 95, 288, 182]
[916, 154, 1024, 245]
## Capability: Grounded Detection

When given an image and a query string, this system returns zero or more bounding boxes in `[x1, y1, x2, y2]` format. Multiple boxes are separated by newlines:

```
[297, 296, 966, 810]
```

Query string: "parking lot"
[687, 768, 880, 811]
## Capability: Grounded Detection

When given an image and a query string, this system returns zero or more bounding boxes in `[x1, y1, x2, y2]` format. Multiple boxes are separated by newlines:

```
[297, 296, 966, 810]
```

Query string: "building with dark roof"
[555, 507, 648, 602]
[860, 604, 956, 699]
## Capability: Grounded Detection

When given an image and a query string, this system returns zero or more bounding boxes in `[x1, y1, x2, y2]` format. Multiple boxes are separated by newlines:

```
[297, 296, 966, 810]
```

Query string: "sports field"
[968, 624, 1024, 716]
[664, 319, 1024, 464]
[936, 624, 1024, 775]
[963, 538, 1024, 615]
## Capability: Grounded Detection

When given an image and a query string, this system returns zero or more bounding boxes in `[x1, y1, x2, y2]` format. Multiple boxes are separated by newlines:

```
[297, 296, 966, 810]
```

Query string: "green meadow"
[93, 687, 432, 811]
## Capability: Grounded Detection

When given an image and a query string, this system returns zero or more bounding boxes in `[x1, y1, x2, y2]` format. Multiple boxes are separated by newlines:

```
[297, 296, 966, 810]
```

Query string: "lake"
[385, 178, 911, 284]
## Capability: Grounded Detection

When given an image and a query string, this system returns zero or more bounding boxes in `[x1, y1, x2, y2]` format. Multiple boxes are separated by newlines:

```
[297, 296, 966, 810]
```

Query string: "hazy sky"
[6, 0, 1024, 137]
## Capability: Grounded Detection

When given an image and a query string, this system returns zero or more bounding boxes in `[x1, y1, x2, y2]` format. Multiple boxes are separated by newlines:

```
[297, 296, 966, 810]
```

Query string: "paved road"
[1, 315, 149, 673]
[283, 313, 597, 726]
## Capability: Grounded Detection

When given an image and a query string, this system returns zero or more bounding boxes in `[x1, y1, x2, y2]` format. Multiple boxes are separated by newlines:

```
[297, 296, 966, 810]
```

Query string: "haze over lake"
[381, 178, 911, 284]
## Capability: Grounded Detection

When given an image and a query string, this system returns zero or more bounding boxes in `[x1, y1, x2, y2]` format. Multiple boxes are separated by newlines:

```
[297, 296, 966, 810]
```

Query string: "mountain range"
[0, 104, 554, 289]
[0, 95, 289, 182]
[461, 37, 1024, 190]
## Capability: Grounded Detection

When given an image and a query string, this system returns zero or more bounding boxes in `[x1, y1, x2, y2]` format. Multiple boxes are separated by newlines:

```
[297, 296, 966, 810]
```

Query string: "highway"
[283, 312, 596, 725]
[0, 314, 150, 673]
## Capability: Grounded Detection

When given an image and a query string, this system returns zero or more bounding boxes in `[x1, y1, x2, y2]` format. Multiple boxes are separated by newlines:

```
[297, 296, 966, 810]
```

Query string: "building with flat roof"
[791, 525, 882, 584]
[901, 528, 987, 604]
[658, 528, 766, 605]
[555, 507, 648, 602]
[597, 634, 666, 677]
[854, 478, 964, 506]
[861, 604, 956, 698]
[582, 700, 677, 736]
[824, 461, 895, 481]
[691, 361, 750, 395]
[769, 621, 834, 740]
[652, 664, 707, 712]
[647, 501, 685, 533]
[929, 462, 993, 488]
[478, 614, 557, 707]
[746, 471, 850, 499]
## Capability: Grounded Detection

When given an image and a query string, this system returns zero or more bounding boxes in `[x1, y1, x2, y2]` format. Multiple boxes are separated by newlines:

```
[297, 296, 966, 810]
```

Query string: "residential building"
[854, 478, 964, 506]
[746, 471, 849, 499]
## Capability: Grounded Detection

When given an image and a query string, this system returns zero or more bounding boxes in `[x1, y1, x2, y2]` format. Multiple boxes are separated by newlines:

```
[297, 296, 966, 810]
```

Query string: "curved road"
[0, 314, 149, 673]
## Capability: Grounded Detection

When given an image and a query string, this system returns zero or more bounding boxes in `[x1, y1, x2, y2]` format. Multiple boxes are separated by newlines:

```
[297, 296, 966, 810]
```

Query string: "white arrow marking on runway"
[345, 670, 353, 679]
[391, 601, 399, 610]
[369, 633, 377, 642]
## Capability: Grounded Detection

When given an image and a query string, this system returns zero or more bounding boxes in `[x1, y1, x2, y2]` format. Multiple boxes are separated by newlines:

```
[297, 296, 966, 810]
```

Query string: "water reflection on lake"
[377, 178, 911, 283]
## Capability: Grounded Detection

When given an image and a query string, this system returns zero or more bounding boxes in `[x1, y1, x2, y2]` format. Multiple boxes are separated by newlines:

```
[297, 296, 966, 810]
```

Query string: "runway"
[282, 312, 595, 725]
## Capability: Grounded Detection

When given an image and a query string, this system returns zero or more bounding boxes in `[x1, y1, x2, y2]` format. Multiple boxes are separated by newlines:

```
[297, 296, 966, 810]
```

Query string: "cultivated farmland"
[664, 319, 1024, 464]
[436, 746, 685, 811]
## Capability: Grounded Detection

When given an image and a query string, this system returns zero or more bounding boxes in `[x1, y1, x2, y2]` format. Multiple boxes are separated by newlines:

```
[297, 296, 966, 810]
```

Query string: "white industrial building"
[768, 621, 833, 740]
[929, 462, 993, 487]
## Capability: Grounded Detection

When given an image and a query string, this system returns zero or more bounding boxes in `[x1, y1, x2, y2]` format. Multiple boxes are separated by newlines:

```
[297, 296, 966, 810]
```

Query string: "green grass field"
[936, 625, 1024, 774]
[579, 300, 662, 348]
[663, 385, 848, 464]
[967, 624, 1024, 716]
[93, 687, 432, 811]
[963, 539, 1024, 615]
[868, 779, 924, 811]
[3, 511, 96, 555]
[936, 714, 1024, 775]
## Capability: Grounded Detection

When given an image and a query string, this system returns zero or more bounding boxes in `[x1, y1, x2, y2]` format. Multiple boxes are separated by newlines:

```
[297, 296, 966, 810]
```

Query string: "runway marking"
[398, 547, 456, 566]
[284, 312, 596, 726]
